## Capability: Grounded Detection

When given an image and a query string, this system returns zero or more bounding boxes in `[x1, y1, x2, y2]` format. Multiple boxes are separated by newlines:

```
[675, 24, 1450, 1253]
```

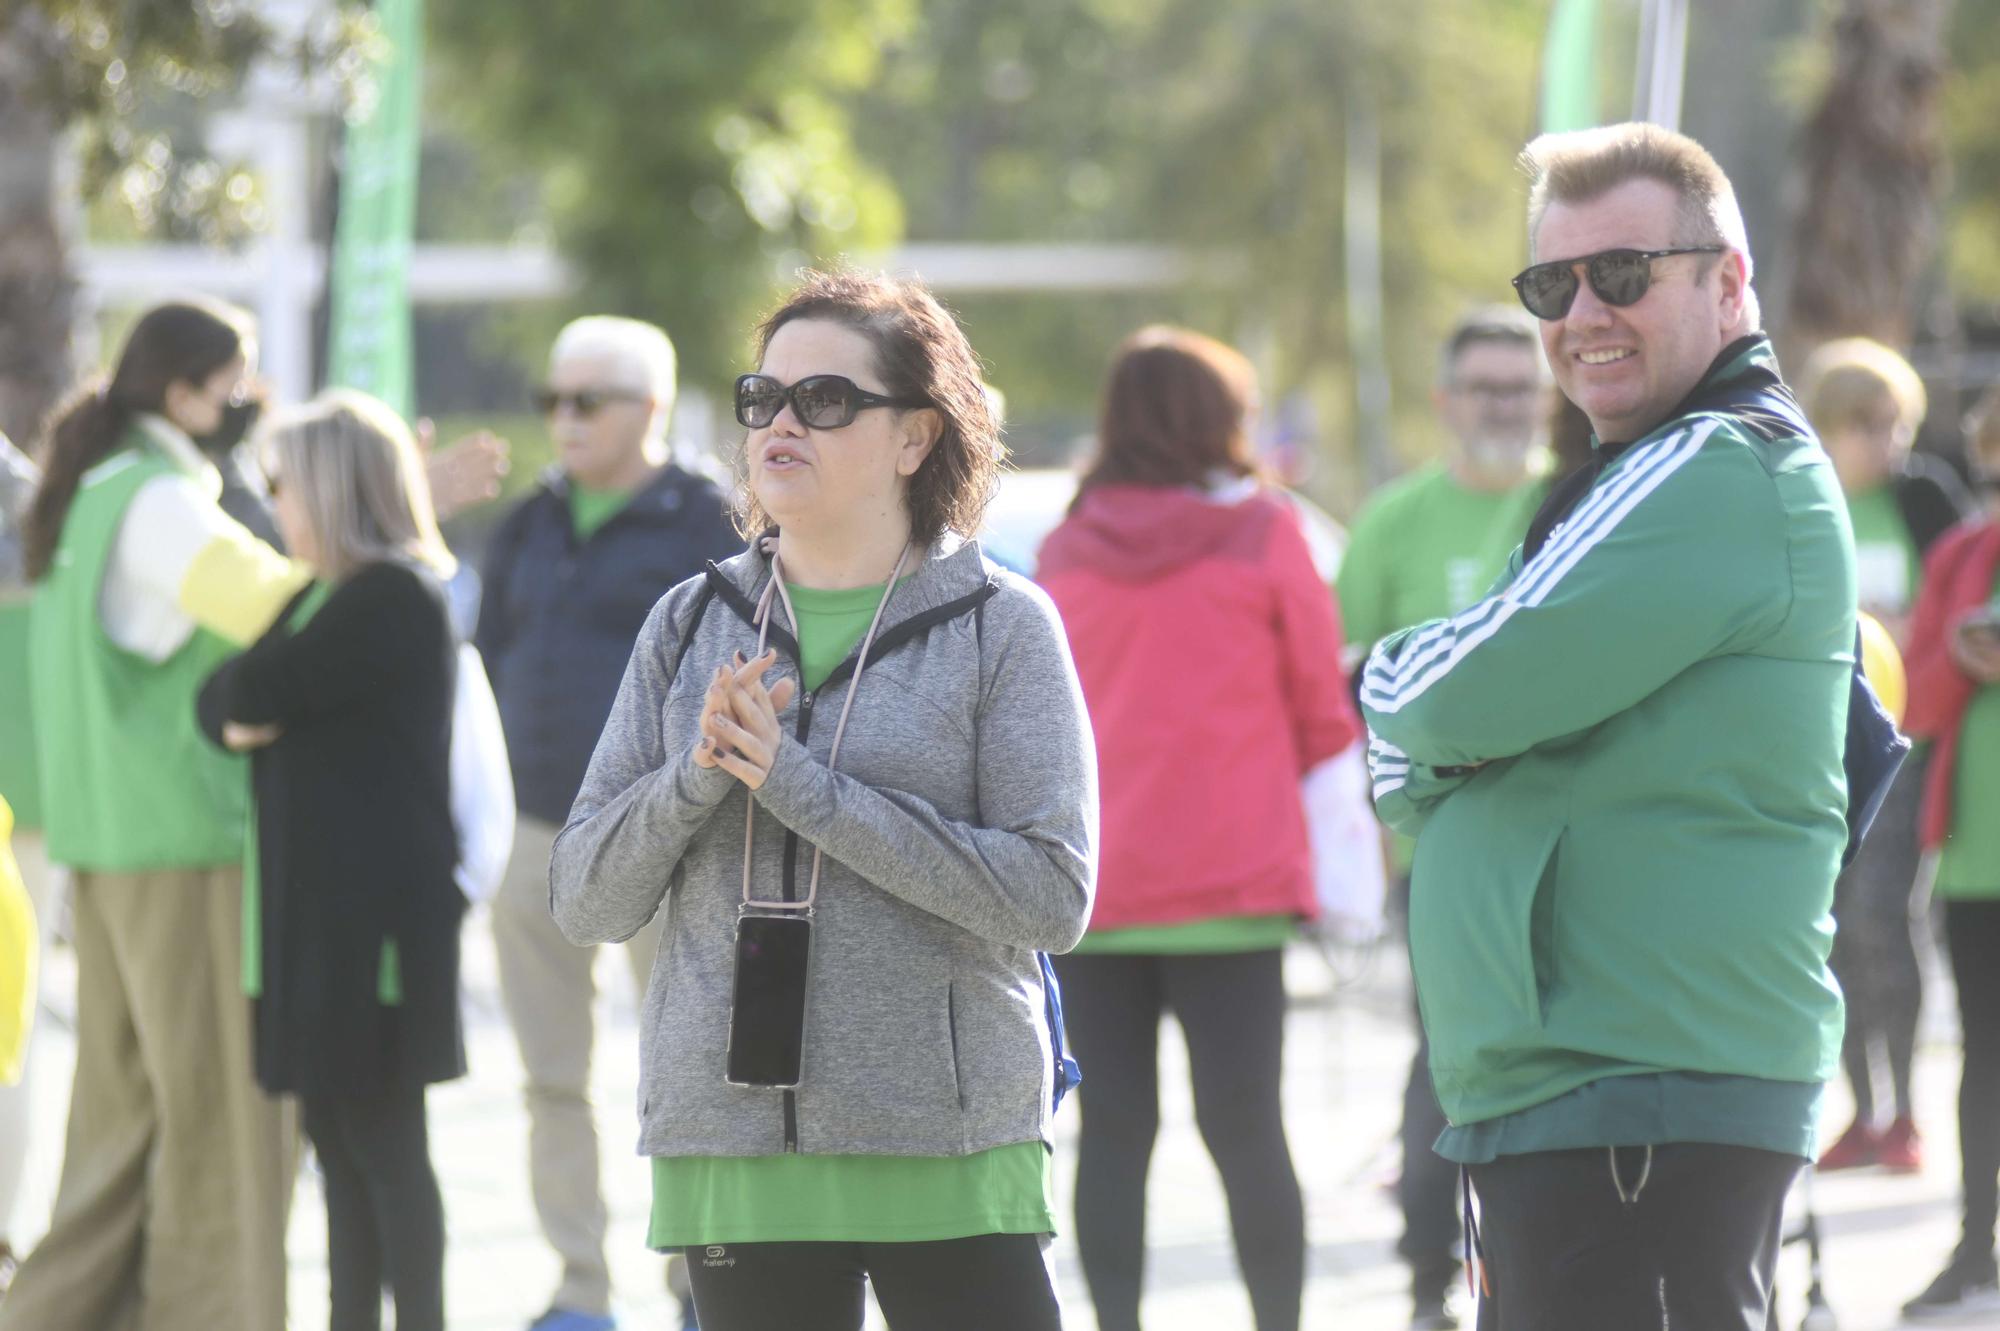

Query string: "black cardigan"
[198, 560, 464, 1099]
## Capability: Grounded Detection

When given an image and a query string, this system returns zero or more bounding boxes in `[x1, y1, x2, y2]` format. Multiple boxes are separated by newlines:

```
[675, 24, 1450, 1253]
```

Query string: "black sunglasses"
[734, 373, 929, 430]
[535, 387, 649, 417]
[1511, 246, 1726, 321]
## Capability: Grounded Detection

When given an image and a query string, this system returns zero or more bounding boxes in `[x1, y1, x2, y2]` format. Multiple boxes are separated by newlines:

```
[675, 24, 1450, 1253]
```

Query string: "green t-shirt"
[1434, 1071, 1822, 1165]
[649, 1143, 1054, 1248]
[567, 483, 633, 542]
[1336, 459, 1548, 871]
[1936, 565, 2000, 899]
[1071, 914, 1295, 955]
[648, 576, 1052, 1248]
[0, 602, 40, 829]
[1844, 484, 1920, 618]
[785, 577, 909, 690]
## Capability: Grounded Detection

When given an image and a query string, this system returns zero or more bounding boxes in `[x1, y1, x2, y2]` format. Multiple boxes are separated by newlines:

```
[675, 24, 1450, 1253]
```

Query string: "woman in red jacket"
[1038, 327, 1360, 1331]
[1900, 388, 2000, 1319]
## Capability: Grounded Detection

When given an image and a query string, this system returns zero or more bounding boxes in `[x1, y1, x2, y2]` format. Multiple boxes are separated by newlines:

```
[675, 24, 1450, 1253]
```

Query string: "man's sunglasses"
[1511, 246, 1725, 321]
[734, 374, 929, 430]
[535, 387, 649, 417]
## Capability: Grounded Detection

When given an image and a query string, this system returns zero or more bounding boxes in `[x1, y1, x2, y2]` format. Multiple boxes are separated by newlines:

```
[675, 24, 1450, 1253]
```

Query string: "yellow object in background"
[1859, 610, 1907, 727]
[0, 795, 36, 1085]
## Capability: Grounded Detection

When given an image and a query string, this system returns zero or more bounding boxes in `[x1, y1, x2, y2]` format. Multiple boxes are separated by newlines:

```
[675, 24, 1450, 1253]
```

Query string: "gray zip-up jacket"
[551, 537, 1099, 1159]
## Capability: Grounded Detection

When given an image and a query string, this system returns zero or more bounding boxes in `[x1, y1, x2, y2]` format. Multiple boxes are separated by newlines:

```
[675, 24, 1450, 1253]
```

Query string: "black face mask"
[194, 397, 264, 457]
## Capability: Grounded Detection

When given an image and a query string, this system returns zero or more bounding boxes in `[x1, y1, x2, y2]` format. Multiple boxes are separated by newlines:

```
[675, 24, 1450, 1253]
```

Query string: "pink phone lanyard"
[740, 538, 912, 912]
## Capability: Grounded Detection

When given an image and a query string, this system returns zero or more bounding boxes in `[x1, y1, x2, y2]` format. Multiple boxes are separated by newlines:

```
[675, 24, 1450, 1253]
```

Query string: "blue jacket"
[475, 464, 742, 823]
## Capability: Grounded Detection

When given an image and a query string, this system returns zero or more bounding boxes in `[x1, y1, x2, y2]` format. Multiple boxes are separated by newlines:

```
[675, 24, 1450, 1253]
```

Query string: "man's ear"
[1715, 250, 1750, 331]
[896, 407, 943, 477]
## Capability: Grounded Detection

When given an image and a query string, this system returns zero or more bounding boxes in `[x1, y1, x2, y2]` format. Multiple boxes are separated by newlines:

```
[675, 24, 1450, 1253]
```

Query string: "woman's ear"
[160, 377, 201, 430]
[896, 407, 943, 478]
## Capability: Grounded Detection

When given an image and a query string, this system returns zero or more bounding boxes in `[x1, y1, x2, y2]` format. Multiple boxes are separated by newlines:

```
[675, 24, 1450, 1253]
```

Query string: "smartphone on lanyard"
[725, 910, 813, 1089]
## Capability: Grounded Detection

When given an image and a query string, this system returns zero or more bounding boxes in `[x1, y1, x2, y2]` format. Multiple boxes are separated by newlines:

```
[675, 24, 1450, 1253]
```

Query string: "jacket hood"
[1038, 484, 1285, 583]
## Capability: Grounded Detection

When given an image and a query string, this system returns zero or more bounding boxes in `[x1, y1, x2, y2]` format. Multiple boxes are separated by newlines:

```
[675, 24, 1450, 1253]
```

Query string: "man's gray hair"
[1521, 122, 1760, 329]
[550, 315, 678, 414]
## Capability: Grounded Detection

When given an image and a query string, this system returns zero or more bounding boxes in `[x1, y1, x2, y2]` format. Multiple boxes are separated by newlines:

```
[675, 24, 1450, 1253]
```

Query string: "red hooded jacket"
[1037, 483, 1360, 930]
[1904, 517, 2000, 850]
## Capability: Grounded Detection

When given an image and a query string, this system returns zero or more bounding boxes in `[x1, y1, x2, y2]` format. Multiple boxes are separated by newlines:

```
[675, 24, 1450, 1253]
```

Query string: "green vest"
[29, 443, 248, 870]
[0, 602, 39, 829]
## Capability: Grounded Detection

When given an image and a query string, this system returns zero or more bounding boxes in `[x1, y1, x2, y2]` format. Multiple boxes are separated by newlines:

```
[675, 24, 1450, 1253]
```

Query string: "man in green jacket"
[1361, 123, 1852, 1331]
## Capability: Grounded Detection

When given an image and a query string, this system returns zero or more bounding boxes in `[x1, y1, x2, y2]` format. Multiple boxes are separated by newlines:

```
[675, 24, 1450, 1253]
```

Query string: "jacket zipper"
[695, 560, 997, 1152]
[779, 684, 815, 1153]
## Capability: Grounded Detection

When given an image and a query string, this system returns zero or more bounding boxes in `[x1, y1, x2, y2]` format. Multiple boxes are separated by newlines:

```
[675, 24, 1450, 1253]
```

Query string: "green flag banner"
[1540, 0, 1600, 133]
[326, 0, 422, 418]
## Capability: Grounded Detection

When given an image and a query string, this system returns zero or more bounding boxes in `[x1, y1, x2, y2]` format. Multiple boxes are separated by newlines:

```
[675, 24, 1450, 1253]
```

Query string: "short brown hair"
[1798, 338, 1928, 440]
[1522, 122, 1750, 263]
[1442, 306, 1541, 382]
[740, 269, 1000, 547]
[1074, 326, 1261, 505]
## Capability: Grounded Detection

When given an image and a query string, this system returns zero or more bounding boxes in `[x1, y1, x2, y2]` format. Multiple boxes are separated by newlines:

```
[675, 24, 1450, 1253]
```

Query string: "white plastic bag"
[1301, 742, 1388, 943]
[451, 643, 514, 905]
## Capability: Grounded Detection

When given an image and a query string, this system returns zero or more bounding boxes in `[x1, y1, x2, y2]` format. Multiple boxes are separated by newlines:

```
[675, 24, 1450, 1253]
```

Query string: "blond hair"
[1520, 122, 1759, 328]
[1798, 338, 1928, 441]
[262, 390, 455, 583]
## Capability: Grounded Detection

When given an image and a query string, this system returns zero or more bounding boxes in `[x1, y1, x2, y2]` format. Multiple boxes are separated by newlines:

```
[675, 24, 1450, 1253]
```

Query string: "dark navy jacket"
[475, 463, 742, 823]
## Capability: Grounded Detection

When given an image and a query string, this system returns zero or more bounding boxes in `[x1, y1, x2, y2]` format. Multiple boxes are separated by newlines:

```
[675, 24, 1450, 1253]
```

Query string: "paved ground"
[14, 910, 1985, 1330]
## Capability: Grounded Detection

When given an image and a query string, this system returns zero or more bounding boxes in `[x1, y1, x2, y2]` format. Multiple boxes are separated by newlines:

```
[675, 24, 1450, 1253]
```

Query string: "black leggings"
[300, 1079, 446, 1331]
[684, 1233, 1062, 1331]
[1052, 949, 1304, 1331]
[1946, 898, 2000, 1253]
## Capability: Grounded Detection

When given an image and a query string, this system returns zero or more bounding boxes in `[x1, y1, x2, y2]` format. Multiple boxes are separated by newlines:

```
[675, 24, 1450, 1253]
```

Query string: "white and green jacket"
[1362, 337, 1854, 1128]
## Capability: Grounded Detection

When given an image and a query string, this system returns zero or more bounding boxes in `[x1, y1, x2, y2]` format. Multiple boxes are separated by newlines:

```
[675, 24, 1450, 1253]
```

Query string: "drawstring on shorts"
[1609, 1144, 1654, 1206]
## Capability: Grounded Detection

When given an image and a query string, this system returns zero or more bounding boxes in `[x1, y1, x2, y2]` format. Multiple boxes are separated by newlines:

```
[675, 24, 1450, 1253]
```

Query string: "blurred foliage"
[14, 0, 369, 244]
[428, 0, 911, 394]
[848, 0, 1547, 497]
[35, 0, 2000, 500]
[1943, 0, 2000, 304]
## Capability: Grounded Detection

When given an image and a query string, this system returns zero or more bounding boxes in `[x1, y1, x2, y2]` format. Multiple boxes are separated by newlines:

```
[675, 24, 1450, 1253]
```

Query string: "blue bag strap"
[975, 592, 1083, 1114]
[1039, 951, 1083, 1113]
[1842, 627, 1912, 867]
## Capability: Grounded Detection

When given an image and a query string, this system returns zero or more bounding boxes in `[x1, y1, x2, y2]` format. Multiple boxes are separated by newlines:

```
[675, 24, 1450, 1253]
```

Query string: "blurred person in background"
[552, 268, 1094, 1331]
[1899, 386, 2000, 1320]
[0, 432, 52, 1293]
[1037, 326, 1361, 1331]
[474, 315, 739, 1331]
[1798, 338, 1969, 1176]
[8, 297, 306, 1331]
[1334, 308, 1551, 1328]
[198, 391, 465, 1331]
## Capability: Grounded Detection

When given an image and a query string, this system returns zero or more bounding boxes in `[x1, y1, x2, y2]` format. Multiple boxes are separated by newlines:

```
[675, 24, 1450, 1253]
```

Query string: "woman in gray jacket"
[551, 268, 1098, 1331]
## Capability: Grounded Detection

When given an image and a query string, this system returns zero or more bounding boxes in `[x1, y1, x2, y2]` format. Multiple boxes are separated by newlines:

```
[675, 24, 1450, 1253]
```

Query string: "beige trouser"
[0, 865, 292, 1331]
[491, 816, 666, 1317]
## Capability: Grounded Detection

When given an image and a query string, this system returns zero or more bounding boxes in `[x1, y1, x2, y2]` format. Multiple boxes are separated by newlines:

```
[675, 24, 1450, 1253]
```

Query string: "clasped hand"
[693, 650, 798, 790]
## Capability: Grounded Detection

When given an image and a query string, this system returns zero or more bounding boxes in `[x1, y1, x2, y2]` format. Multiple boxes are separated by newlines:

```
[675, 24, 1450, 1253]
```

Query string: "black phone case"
[725, 912, 813, 1089]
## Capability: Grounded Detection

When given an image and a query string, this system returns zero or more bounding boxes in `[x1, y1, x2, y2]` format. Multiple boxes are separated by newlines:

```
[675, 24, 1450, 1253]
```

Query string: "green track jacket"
[1361, 337, 1853, 1127]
